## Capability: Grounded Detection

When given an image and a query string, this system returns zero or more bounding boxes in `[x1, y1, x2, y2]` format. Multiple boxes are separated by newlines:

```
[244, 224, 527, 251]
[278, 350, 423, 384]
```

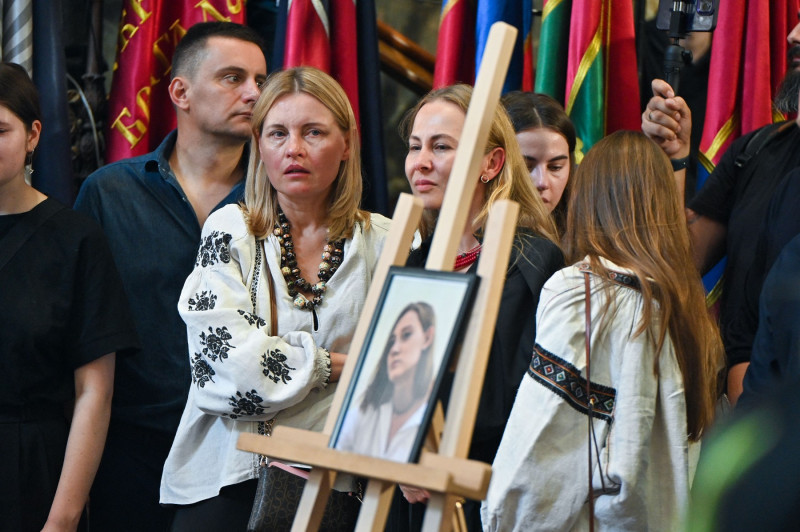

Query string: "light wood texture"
[291, 468, 333, 532]
[421, 200, 519, 532]
[239, 430, 490, 500]
[439, 200, 519, 458]
[355, 480, 395, 532]
[425, 23, 519, 272]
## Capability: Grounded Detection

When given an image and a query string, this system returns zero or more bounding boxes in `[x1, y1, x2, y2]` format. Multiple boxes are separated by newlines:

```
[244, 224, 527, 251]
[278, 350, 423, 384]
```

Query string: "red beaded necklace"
[453, 244, 481, 270]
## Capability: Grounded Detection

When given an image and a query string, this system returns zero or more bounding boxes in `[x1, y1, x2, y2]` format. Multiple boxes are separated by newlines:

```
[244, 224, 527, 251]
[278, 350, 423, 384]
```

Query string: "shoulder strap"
[584, 271, 595, 532]
[260, 239, 278, 335]
[0, 199, 64, 274]
[734, 121, 795, 169]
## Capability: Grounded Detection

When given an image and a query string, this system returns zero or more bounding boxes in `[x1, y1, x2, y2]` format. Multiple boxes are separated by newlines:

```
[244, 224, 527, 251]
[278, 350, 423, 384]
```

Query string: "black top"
[726, 167, 800, 369]
[0, 198, 139, 411]
[738, 233, 800, 409]
[688, 123, 800, 367]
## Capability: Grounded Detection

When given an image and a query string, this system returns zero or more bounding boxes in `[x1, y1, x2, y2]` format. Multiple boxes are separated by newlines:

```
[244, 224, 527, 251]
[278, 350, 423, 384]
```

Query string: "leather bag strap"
[584, 271, 595, 532]
[260, 239, 278, 335]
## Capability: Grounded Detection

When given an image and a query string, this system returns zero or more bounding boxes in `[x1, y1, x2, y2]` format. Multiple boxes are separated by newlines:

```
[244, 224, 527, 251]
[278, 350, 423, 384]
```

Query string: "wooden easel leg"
[292, 468, 334, 532]
[355, 480, 395, 532]
[421, 493, 460, 532]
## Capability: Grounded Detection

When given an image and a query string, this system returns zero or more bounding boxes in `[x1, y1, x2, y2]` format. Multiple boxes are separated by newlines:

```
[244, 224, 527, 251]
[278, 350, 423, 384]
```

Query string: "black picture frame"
[330, 266, 479, 463]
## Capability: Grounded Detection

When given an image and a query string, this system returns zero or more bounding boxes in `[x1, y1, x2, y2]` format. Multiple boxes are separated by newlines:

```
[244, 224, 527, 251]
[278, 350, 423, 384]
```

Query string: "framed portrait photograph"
[330, 266, 479, 463]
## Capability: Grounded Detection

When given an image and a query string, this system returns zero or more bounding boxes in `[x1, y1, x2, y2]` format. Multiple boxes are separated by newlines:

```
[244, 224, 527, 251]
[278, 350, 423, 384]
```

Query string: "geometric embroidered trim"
[528, 343, 616, 424]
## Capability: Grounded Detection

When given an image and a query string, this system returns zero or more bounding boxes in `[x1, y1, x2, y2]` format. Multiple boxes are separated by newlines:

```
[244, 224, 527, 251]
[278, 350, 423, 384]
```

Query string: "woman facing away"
[483, 131, 723, 531]
[501, 91, 576, 235]
[392, 84, 564, 531]
[336, 302, 436, 462]
[160, 66, 390, 531]
[0, 62, 139, 531]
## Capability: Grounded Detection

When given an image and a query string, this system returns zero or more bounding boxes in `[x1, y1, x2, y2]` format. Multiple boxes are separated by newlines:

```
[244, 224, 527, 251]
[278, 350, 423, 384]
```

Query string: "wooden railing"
[377, 20, 434, 94]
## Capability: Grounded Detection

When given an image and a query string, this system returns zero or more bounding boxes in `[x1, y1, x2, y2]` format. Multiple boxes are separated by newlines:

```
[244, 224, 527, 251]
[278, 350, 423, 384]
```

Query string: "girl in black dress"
[0, 63, 138, 532]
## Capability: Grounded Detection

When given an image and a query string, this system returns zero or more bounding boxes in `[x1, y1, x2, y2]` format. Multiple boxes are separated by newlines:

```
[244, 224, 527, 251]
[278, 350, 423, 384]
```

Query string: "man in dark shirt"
[738, 232, 800, 409]
[73, 22, 267, 531]
[641, 16, 800, 405]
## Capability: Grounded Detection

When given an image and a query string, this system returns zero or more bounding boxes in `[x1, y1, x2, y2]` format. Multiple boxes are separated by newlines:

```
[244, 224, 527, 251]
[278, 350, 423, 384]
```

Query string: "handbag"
[247, 436, 362, 532]
[247, 239, 361, 532]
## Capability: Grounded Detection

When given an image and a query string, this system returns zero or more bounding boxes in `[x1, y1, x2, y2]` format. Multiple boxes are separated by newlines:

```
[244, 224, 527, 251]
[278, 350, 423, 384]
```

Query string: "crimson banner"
[106, 0, 246, 163]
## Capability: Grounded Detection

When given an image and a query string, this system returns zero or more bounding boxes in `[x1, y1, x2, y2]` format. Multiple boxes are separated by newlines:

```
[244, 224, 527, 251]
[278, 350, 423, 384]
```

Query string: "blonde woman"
[395, 84, 564, 530]
[160, 67, 389, 530]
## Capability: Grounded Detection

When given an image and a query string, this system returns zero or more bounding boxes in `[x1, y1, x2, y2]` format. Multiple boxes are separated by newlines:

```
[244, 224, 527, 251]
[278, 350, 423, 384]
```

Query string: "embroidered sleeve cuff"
[315, 347, 332, 389]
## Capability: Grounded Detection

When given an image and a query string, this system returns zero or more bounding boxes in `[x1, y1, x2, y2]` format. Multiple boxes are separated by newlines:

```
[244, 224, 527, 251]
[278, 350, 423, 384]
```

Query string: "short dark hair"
[0, 62, 41, 130]
[172, 22, 265, 80]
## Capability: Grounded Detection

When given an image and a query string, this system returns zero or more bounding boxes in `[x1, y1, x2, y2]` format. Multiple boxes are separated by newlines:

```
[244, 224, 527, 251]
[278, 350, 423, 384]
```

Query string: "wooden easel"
[238, 22, 519, 532]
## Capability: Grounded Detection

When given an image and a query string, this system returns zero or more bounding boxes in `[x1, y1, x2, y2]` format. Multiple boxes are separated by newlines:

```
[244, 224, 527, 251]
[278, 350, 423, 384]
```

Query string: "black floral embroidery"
[228, 390, 267, 419]
[199, 326, 234, 362]
[190, 352, 215, 388]
[188, 290, 217, 311]
[261, 349, 295, 384]
[195, 231, 233, 267]
[238, 309, 267, 328]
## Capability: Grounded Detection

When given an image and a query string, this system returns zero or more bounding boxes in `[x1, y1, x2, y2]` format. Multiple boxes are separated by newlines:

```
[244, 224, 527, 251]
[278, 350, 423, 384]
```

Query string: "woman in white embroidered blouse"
[160, 67, 390, 530]
[482, 131, 723, 531]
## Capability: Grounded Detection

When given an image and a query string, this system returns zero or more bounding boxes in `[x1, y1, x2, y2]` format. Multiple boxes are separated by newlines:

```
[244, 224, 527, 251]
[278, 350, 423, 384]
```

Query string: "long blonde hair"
[243, 67, 369, 240]
[564, 130, 723, 440]
[400, 84, 558, 244]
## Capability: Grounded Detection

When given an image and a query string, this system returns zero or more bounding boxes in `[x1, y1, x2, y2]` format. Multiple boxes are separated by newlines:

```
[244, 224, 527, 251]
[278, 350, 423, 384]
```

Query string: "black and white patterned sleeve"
[178, 212, 331, 420]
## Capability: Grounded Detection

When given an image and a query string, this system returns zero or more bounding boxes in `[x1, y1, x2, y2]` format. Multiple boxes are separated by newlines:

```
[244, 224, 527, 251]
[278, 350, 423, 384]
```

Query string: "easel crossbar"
[238, 430, 491, 501]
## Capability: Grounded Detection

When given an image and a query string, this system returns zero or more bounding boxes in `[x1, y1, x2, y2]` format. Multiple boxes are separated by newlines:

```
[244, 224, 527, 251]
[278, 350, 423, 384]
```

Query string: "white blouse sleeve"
[178, 210, 331, 421]
[484, 272, 670, 531]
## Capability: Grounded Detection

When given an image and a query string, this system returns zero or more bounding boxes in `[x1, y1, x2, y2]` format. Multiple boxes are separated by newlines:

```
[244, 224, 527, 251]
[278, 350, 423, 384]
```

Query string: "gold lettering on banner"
[119, 15, 139, 54]
[111, 107, 148, 149]
[118, 1, 154, 53]
[194, 0, 231, 22]
[227, 0, 244, 15]
[128, 0, 153, 23]
[152, 20, 187, 85]
[135, 86, 152, 121]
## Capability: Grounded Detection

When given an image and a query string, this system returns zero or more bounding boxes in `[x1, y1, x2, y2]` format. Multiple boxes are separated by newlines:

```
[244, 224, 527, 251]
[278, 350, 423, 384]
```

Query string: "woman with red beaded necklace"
[391, 84, 564, 531]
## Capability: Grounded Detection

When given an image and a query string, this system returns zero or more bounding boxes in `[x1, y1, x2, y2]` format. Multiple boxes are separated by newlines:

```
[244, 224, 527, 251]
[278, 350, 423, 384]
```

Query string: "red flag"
[283, 0, 359, 124]
[106, 1, 246, 163]
[522, 27, 534, 92]
[432, 0, 476, 88]
[699, 0, 798, 168]
[603, 0, 639, 135]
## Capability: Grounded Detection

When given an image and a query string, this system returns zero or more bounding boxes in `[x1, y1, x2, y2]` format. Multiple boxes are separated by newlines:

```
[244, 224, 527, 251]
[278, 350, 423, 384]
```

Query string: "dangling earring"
[24, 149, 35, 182]
[480, 174, 490, 184]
